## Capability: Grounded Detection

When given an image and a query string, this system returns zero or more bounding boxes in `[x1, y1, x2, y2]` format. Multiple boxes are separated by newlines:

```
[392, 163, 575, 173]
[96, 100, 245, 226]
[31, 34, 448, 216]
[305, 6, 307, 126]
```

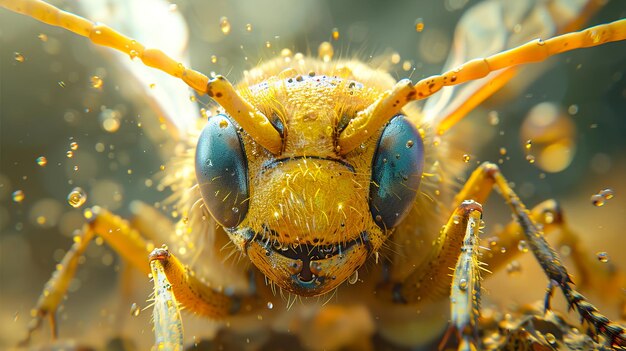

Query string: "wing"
[422, 0, 602, 133]
[79, 0, 201, 140]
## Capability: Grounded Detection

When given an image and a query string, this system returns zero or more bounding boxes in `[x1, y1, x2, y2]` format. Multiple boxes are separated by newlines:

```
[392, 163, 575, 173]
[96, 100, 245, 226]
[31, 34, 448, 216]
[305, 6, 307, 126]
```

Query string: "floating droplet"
[597, 251, 609, 263]
[66, 150, 74, 158]
[402, 60, 412, 71]
[517, 240, 529, 253]
[590, 194, 605, 207]
[391, 52, 401, 64]
[130, 303, 141, 317]
[67, 187, 87, 208]
[14, 52, 25, 63]
[245, 23, 253, 32]
[525, 155, 535, 164]
[568, 104, 578, 115]
[525, 140, 532, 150]
[331, 28, 340, 41]
[266, 302, 273, 309]
[220, 17, 231, 35]
[210, 55, 217, 64]
[265, 41, 271, 48]
[36, 156, 48, 167]
[90, 76, 103, 89]
[415, 18, 425, 32]
[599, 188, 614, 200]
[348, 270, 358, 284]
[38, 33, 48, 42]
[462, 154, 471, 163]
[318, 41, 334, 62]
[12, 190, 25, 203]
[99, 108, 121, 133]
[499, 147, 507, 156]
[70, 141, 78, 151]
[488, 111, 500, 126]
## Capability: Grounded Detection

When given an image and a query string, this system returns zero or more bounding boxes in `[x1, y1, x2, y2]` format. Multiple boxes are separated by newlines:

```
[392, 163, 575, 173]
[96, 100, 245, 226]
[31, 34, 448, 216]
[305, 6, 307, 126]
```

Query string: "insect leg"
[150, 251, 184, 351]
[459, 162, 626, 347]
[438, 201, 484, 351]
[20, 206, 153, 345]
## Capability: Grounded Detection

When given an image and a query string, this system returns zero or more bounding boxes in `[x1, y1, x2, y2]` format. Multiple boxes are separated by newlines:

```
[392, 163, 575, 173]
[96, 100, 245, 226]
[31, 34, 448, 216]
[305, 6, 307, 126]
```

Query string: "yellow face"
[195, 57, 425, 296]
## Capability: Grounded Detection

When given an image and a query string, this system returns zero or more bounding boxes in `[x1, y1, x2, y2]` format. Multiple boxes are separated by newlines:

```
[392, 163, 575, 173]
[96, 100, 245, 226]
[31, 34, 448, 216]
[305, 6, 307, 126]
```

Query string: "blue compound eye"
[369, 115, 424, 229]
[195, 114, 249, 228]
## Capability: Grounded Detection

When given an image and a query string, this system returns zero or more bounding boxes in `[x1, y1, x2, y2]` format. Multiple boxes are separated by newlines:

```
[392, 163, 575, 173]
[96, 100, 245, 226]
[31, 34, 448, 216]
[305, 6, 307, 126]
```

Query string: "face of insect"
[195, 58, 426, 295]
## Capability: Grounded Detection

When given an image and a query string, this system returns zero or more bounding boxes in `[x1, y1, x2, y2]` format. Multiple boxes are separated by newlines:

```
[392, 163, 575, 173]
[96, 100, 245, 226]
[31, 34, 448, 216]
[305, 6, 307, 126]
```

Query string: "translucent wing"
[422, 0, 601, 132]
[79, 0, 200, 140]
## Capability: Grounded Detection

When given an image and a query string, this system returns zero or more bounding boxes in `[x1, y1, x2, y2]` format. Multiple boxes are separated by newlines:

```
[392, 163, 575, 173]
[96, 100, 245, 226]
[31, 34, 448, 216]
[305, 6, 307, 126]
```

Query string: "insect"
[1, 0, 624, 350]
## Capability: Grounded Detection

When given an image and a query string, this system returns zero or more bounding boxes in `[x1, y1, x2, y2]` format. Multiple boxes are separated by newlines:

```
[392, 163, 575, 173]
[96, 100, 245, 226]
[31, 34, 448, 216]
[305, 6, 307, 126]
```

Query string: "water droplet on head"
[67, 187, 87, 208]
[545, 333, 556, 344]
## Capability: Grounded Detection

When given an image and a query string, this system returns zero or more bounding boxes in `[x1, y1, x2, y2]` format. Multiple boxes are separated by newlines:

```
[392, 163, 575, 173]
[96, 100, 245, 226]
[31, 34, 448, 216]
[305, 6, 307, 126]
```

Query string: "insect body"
[1, 0, 626, 350]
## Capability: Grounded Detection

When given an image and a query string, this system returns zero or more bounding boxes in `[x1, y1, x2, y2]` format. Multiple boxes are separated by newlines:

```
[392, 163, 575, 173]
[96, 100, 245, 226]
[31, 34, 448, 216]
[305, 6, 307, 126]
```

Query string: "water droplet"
[391, 52, 401, 64]
[406, 140, 414, 148]
[38, 33, 48, 42]
[545, 333, 556, 344]
[458, 278, 468, 291]
[245, 23, 253, 32]
[402, 60, 412, 71]
[220, 17, 231, 35]
[568, 104, 579, 115]
[67, 187, 87, 208]
[462, 154, 471, 163]
[265, 41, 271, 48]
[58, 81, 66, 88]
[590, 194, 605, 207]
[99, 109, 121, 133]
[36, 156, 48, 167]
[415, 18, 424, 32]
[12, 190, 25, 203]
[318, 41, 334, 62]
[488, 111, 499, 126]
[90, 76, 103, 89]
[231, 207, 239, 213]
[70, 141, 78, 151]
[600, 188, 614, 200]
[517, 240, 529, 253]
[14, 52, 25, 63]
[526, 155, 535, 164]
[348, 270, 358, 284]
[506, 260, 522, 275]
[331, 27, 340, 40]
[597, 251, 609, 263]
[499, 147, 507, 156]
[266, 302, 273, 309]
[66, 150, 74, 158]
[130, 303, 141, 317]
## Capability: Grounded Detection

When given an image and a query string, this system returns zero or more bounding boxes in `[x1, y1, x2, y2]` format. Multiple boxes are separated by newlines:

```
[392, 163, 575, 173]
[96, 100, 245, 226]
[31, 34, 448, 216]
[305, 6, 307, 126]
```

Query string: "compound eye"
[195, 114, 249, 228]
[369, 115, 424, 228]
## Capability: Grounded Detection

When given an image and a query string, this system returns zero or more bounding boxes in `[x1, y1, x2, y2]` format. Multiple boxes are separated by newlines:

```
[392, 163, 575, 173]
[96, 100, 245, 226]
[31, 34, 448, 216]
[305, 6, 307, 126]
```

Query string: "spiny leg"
[148, 247, 266, 348]
[437, 201, 484, 351]
[150, 252, 184, 351]
[462, 162, 626, 348]
[20, 207, 152, 345]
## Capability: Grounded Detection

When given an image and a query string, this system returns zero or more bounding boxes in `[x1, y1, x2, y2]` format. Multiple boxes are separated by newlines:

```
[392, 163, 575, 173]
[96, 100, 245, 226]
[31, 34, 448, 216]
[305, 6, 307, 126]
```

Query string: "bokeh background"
[1, 0, 625, 349]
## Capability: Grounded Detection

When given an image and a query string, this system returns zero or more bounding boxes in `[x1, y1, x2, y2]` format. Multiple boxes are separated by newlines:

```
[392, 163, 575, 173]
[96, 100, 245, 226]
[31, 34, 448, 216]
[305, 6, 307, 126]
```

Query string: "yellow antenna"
[1, 0, 283, 154]
[338, 18, 626, 154]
